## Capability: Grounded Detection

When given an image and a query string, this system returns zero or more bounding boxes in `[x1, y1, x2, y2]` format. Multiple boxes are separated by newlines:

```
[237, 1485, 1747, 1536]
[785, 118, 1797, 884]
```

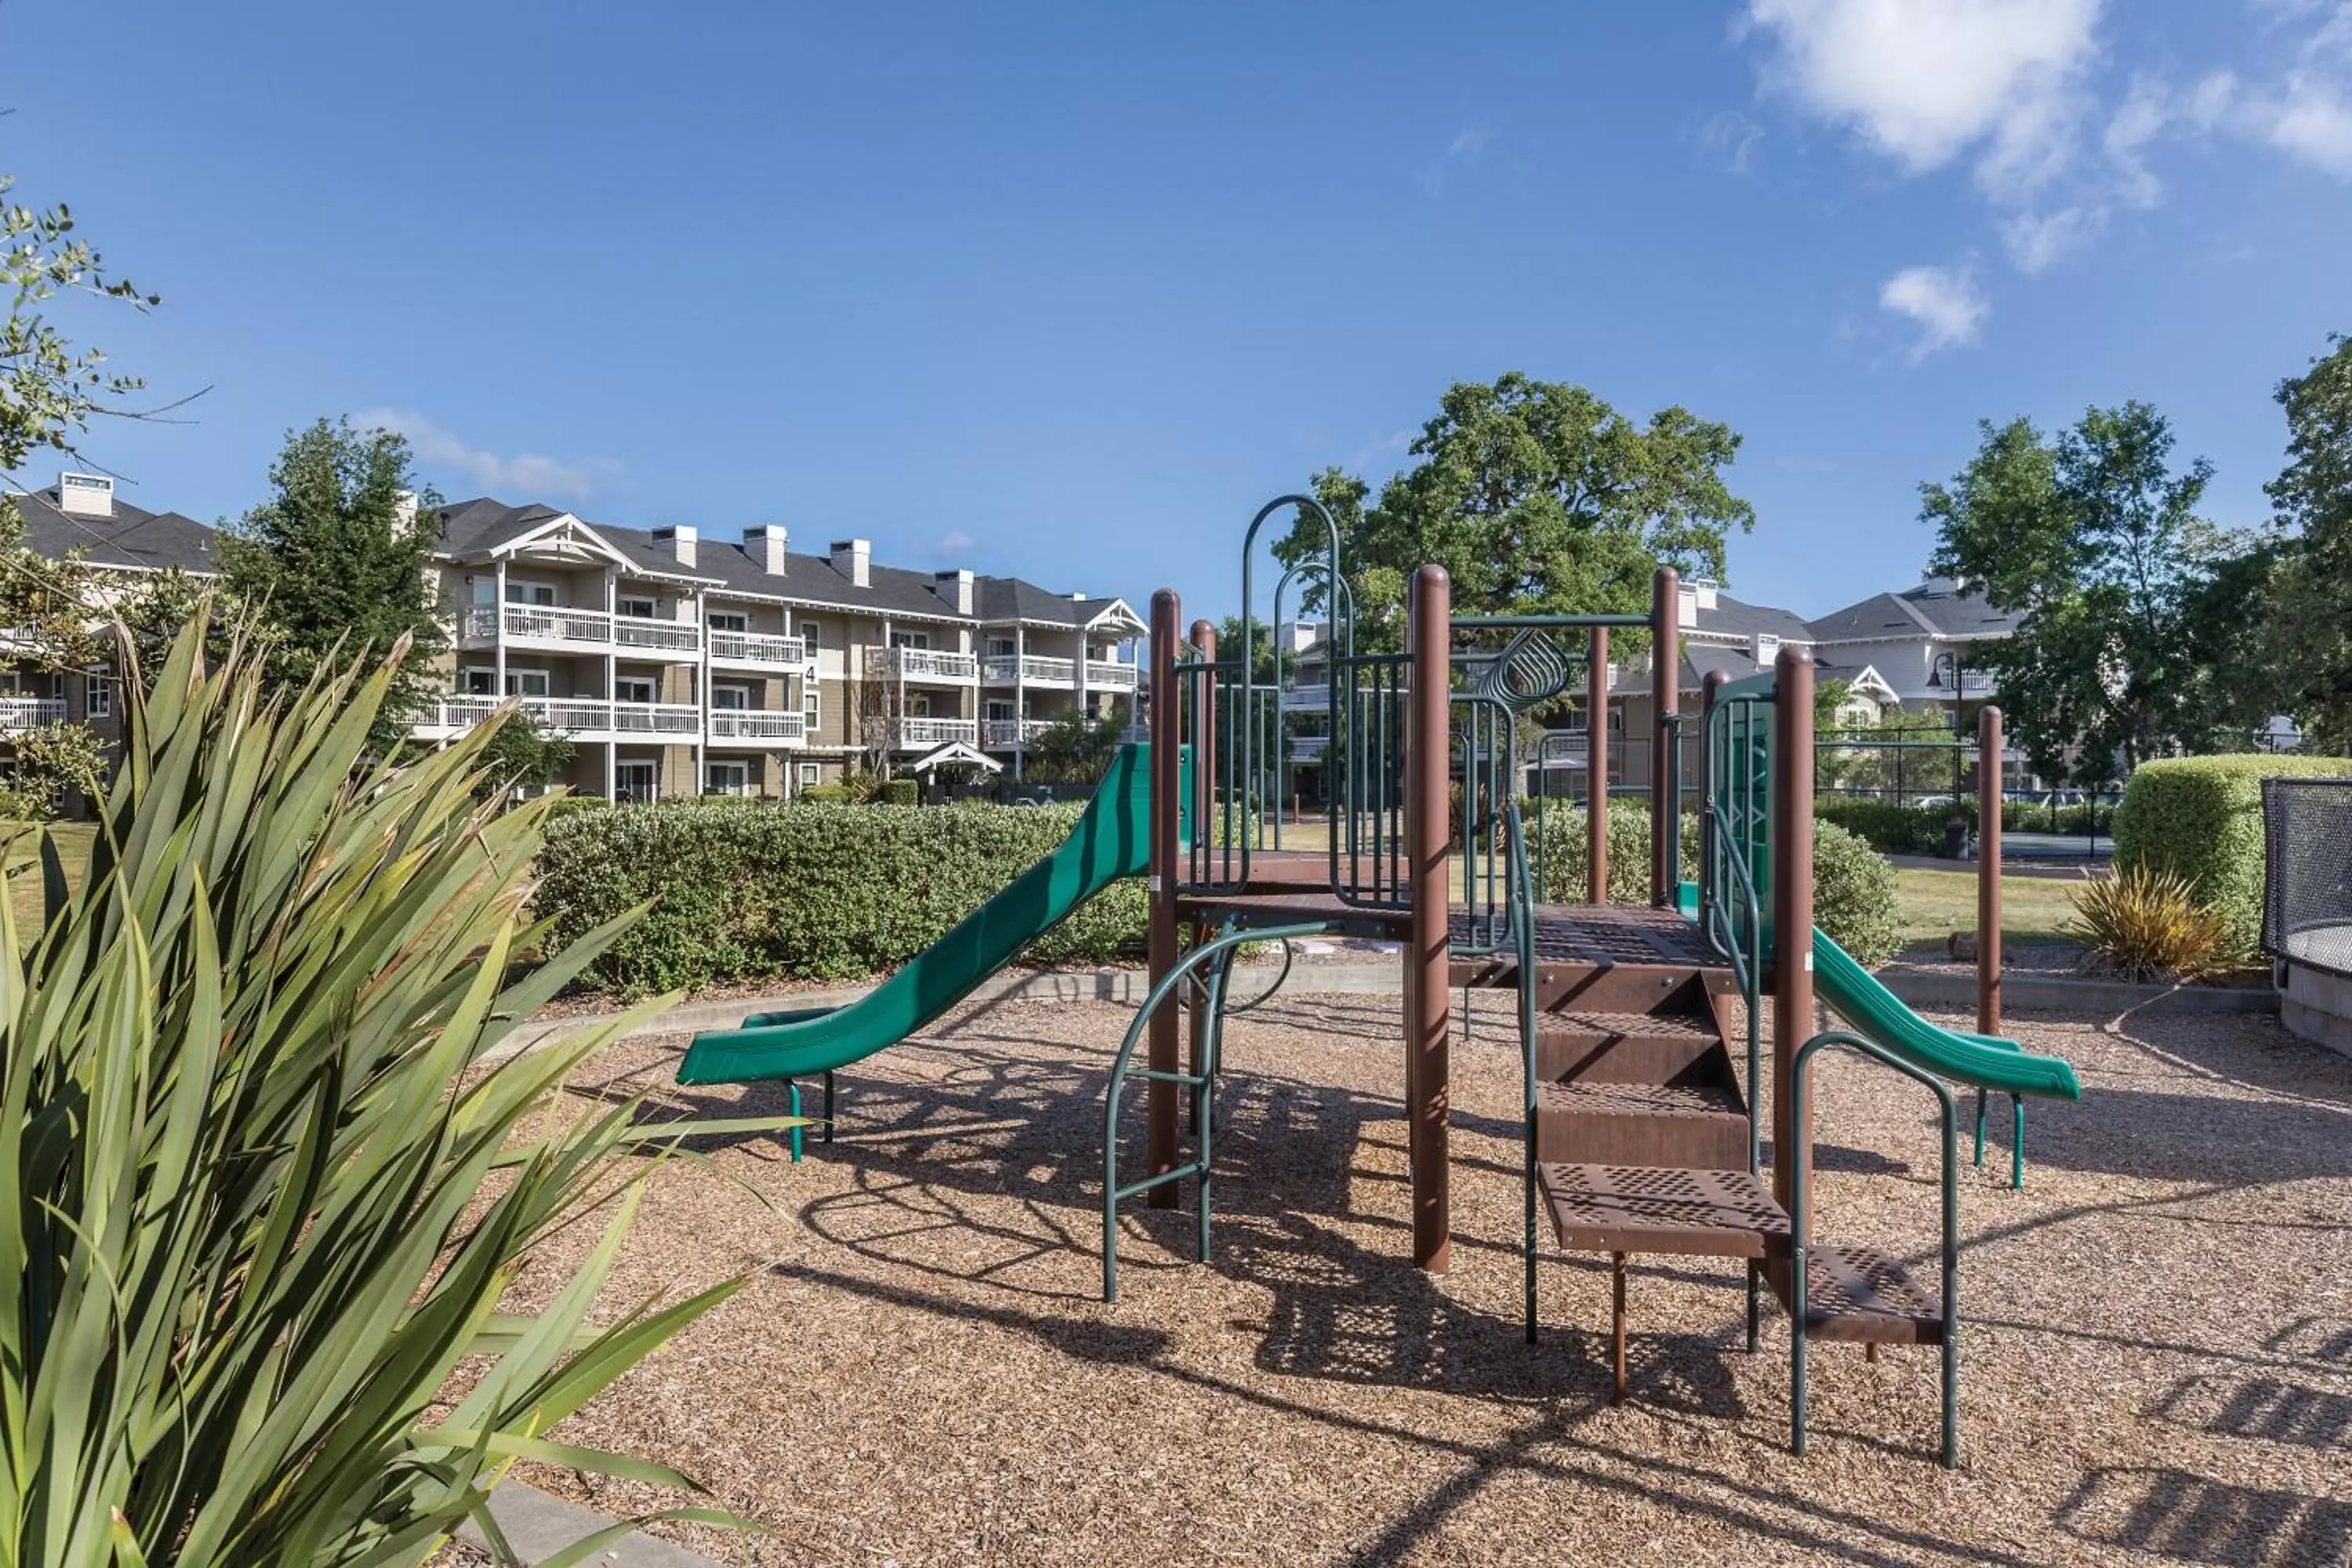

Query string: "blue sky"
[5, 0, 2348, 622]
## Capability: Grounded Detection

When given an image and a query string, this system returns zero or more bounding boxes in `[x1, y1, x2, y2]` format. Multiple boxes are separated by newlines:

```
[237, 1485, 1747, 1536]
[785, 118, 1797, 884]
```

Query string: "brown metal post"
[1699, 670, 1727, 924]
[1770, 644, 1816, 1235]
[1405, 565, 1453, 1272]
[1146, 590, 1181, 1207]
[1588, 624, 1608, 905]
[1651, 568, 1680, 906]
[1185, 619, 1218, 1172]
[1977, 706, 2003, 1037]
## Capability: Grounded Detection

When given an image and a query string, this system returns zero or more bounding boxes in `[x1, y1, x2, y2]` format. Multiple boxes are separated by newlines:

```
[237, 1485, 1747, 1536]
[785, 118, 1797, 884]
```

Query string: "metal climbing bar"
[1102, 920, 1338, 1301]
[1788, 1029, 1963, 1469]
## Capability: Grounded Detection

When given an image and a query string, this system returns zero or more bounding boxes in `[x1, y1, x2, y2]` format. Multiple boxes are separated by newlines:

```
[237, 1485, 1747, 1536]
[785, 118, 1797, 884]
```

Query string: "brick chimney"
[830, 538, 870, 588]
[743, 524, 789, 575]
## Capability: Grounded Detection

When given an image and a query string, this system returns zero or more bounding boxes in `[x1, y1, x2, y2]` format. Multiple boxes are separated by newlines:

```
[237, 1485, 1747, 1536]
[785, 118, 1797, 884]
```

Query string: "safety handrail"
[1788, 1029, 1962, 1469]
[1102, 920, 1338, 1301]
[1705, 797, 1767, 1172]
[1504, 798, 1542, 1343]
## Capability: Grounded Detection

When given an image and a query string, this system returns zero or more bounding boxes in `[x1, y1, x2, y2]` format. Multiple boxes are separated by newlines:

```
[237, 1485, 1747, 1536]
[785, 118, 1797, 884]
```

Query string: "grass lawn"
[3, 822, 98, 941]
[1893, 863, 2080, 949]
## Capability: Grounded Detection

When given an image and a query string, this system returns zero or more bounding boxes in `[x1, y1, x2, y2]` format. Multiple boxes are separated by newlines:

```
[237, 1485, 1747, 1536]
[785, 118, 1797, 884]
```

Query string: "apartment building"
[420, 499, 1145, 799]
[1, 474, 217, 779]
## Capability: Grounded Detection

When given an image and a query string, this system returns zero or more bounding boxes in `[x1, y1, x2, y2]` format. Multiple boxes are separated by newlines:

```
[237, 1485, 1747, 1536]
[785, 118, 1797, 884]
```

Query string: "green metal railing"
[1788, 1029, 1962, 1469]
[1100, 920, 1338, 1301]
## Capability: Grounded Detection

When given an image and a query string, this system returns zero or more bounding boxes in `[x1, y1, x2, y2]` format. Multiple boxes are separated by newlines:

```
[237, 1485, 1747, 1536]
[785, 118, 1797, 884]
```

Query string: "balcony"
[413, 696, 705, 742]
[979, 655, 1141, 690]
[873, 647, 978, 683]
[1279, 681, 1330, 712]
[898, 717, 979, 749]
[982, 654, 1073, 684]
[708, 708, 808, 745]
[0, 697, 68, 732]
[983, 717, 1054, 749]
[709, 630, 812, 670]
[460, 604, 703, 660]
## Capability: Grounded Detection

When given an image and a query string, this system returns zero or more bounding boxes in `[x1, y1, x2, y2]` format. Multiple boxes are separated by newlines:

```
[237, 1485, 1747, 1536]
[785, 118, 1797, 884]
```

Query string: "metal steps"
[1536, 1081, 1749, 1169]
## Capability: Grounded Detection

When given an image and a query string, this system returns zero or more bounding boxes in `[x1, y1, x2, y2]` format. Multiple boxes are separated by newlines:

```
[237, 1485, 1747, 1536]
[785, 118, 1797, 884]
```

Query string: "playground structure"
[678, 495, 2082, 1468]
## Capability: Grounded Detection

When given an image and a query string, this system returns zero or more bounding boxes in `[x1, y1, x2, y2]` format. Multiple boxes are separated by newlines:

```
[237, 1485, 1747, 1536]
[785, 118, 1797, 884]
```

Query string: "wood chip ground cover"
[492, 994, 2352, 1566]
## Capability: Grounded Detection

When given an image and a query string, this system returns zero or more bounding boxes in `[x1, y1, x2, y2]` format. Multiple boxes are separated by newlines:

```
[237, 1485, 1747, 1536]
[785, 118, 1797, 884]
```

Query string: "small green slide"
[676, 743, 1156, 1087]
[1675, 884, 2079, 1101]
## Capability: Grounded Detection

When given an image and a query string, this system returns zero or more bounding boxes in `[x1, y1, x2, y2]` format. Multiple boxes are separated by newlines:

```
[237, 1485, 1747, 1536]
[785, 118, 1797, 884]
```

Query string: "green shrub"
[1815, 797, 1958, 855]
[2063, 865, 2230, 981]
[538, 800, 1147, 995]
[0, 617, 760, 1563]
[1522, 800, 1702, 906]
[1522, 802, 1896, 964]
[800, 782, 855, 804]
[877, 777, 920, 806]
[1813, 820, 1901, 966]
[2111, 754, 2352, 956]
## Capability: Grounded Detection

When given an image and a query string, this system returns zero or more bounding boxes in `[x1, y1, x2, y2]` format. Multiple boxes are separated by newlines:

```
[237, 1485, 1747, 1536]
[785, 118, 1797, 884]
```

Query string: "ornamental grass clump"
[2063, 864, 2231, 982]
[0, 616, 776, 1566]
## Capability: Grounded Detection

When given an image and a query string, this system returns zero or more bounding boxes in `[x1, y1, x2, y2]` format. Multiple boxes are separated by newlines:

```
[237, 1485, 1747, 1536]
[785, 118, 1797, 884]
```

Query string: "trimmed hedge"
[2111, 753, 2352, 956]
[877, 778, 919, 806]
[1814, 797, 1958, 856]
[537, 800, 1145, 996]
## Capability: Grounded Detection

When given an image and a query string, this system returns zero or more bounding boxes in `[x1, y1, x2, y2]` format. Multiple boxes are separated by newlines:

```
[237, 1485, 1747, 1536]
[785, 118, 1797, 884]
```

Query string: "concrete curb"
[506, 956, 2280, 1058]
[1875, 966, 2278, 1015]
[457, 1481, 723, 1566]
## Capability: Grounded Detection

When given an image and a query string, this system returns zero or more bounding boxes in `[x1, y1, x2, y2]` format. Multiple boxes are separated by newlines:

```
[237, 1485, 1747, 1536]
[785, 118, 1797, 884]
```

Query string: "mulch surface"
[496, 992, 2352, 1566]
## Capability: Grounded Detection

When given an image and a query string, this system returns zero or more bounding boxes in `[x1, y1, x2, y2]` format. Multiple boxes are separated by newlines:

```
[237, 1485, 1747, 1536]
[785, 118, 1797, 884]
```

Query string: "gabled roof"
[1686, 592, 1816, 644]
[434, 497, 1139, 628]
[1808, 577, 2020, 643]
[6, 485, 217, 575]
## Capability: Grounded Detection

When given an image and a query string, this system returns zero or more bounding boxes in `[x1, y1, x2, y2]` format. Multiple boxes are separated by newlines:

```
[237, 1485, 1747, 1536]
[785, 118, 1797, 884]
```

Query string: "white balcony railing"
[978, 655, 1139, 689]
[898, 717, 978, 748]
[419, 697, 703, 738]
[708, 709, 807, 742]
[1087, 660, 1139, 689]
[983, 718, 1054, 748]
[1279, 681, 1330, 711]
[708, 630, 810, 667]
[982, 655, 1073, 684]
[464, 603, 700, 655]
[873, 647, 978, 682]
[0, 697, 68, 731]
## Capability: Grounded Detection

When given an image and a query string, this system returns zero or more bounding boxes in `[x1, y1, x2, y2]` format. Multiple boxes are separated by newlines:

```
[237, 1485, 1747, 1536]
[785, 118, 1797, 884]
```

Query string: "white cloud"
[1446, 129, 1489, 157]
[2178, 6, 2352, 177]
[937, 529, 976, 556]
[2103, 77, 2170, 206]
[1742, 0, 2103, 194]
[350, 408, 598, 501]
[1999, 205, 2105, 272]
[1878, 263, 1988, 359]
[1700, 109, 1767, 173]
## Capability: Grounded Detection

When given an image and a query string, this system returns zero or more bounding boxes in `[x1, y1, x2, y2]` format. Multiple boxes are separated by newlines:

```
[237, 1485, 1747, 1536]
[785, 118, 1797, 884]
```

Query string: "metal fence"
[2263, 776, 2352, 980]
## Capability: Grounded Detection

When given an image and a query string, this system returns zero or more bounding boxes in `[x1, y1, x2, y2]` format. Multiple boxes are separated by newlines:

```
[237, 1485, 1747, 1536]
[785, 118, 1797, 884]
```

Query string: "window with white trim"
[614, 761, 659, 804]
[799, 762, 821, 788]
[708, 610, 748, 633]
[504, 579, 558, 607]
[803, 686, 820, 728]
[706, 760, 751, 796]
[615, 677, 658, 705]
[712, 684, 751, 711]
[890, 630, 931, 649]
[85, 671, 115, 719]
[616, 596, 658, 619]
[985, 637, 1015, 658]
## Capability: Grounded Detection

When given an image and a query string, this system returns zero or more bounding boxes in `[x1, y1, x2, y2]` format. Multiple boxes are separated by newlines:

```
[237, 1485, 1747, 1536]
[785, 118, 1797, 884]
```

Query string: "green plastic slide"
[676, 743, 1156, 1086]
[1675, 883, 2079, 1100]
